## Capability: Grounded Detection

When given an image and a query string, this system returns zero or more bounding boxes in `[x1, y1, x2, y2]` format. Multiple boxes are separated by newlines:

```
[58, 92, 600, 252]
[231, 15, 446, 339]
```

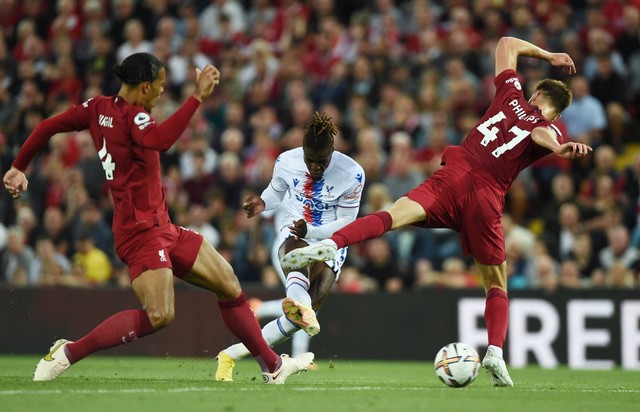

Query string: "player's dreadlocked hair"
[535, 79, 572, 118]
[303, 112, 338, 151]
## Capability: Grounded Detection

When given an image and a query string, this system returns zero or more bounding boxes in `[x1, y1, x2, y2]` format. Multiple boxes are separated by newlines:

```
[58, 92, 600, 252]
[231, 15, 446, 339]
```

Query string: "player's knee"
[216, 270, 242, 300]
[146, 307, 175, 329]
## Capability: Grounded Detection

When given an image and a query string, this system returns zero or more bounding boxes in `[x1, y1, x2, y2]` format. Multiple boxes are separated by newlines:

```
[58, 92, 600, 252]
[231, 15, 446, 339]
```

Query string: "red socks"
[484, 288, 509, 348]
[331, 211, 393, 249]
[218, 292, 280, 373]
[66, 309, 155, 363]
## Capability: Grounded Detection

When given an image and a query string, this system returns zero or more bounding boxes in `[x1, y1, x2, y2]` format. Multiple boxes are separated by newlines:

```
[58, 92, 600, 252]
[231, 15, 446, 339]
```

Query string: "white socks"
[223, 315, 300, 360]
[285, 271, 311, 306]
[487, 345, 503, 359]
[222, 272, 313, 361]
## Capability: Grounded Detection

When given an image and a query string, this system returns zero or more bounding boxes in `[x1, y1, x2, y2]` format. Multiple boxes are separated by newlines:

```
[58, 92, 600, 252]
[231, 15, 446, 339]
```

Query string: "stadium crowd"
[0, 0, 639, 293]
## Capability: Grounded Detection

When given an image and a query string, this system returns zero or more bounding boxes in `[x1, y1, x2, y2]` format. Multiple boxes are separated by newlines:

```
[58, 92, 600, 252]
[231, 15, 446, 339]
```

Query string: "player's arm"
[495, 36, 576, 76]
[242, 182, 287, 218]
[4, 106, 87, 199]
[135, 66, 220, 151]
[304, 206, 358, 239]
[243, 160, 288, 218]
[531, 126, 592, 160]
[135, 97, 200, 151]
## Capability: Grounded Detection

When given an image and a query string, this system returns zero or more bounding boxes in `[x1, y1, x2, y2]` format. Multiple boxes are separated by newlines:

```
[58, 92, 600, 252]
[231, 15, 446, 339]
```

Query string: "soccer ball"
[434, 342, 481, 388]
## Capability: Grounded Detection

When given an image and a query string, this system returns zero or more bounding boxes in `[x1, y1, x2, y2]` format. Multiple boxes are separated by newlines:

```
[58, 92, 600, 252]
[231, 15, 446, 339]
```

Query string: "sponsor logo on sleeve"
[505, 77, 522, 90]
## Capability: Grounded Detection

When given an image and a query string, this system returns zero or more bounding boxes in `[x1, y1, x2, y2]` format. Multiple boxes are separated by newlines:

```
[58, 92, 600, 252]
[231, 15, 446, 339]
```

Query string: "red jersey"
[14, 95, 201, 235]
[458, 69, 565, 193]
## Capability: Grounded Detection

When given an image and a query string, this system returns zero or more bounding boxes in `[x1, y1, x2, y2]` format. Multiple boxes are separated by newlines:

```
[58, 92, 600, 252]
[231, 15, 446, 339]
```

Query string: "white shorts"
[271, 225, 347, 284]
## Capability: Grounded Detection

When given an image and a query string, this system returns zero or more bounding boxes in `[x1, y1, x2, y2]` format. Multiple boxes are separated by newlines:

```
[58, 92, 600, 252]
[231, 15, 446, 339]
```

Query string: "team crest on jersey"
[325, 185, 334, 196]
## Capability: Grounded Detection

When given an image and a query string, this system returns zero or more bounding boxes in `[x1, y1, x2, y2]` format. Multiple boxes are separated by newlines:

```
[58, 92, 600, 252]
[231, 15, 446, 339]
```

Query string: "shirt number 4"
[477, 110, 531, 158]
[98, 137, 115, 180]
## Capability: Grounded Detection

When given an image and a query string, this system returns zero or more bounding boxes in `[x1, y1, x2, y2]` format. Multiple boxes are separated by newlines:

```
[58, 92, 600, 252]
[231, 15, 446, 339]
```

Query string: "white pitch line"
[1, 386, 639, 396]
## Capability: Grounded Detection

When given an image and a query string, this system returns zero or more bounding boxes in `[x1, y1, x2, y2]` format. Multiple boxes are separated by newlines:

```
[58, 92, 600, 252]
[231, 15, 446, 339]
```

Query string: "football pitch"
[0, 356, 638, 412]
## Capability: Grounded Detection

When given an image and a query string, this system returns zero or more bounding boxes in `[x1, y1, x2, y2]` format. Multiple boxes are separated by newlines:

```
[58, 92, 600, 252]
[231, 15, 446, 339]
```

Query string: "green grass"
[1, 356, 638, 412]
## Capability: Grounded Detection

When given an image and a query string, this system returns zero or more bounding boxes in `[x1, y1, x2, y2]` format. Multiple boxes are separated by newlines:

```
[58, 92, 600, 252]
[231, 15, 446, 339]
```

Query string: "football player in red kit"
[281, 37, 592, 387]
[3, 53, 313, 384]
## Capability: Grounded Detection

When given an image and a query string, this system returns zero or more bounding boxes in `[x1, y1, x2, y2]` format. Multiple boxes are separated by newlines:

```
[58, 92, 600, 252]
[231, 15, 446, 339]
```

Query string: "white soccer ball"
[434, 342, 481, 388]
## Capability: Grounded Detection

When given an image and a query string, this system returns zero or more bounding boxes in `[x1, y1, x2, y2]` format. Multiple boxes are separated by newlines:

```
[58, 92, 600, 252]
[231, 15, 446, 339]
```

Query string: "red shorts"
[406, 165, 506, 265]
[115, 223, 203, 281]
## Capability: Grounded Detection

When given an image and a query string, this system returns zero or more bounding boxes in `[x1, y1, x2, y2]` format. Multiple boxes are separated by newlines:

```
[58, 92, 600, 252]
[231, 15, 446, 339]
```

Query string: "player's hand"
[193, 64, 220, 102]
[288, 219, 307, 239]
[548, 53, 576, 75]
[242, 195, 265, 218]
[3, 167, 28, 199]
[554, 142, 592, 160]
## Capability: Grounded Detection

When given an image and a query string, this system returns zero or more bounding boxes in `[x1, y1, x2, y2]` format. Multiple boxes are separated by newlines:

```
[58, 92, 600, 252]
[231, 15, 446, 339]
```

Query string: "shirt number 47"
[477, 110, 531, 158]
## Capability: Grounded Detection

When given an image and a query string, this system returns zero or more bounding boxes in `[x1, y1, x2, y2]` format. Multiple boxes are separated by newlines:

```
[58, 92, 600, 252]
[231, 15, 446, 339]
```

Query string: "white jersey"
[265, 147, 365, 276]
[269, 148, 364, 232]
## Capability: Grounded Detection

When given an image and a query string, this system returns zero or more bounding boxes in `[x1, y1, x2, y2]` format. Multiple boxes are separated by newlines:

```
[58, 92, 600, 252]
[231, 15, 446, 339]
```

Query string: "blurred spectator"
[588, 54, 629, 149]
[76, 200, 113, 256]
[186, 203, 220, 248]
[558, 260, 584, 289]
[583, 28, 626, 81]
[32, 236, 72, 285]
[72, 230, 112, 286]
[116, 19, 153, 63]
[0, 226, 36, 286]
[182, 149, 216, 206]
[615, 6, 640, 62]
[168, 40, 213, 89]
[540, 172, 577, 234]
[597, 225, 640, 273]
[561, 75, 606, 145]
[605, 262, 636, 289]
[216, 151, 246, 208]
[543, 202, 583, 262]
[531, 253, 559, 293]
[15, 204, 38, 247]
[37, 206, 73, 257]
[413, 256, 480, 289]
[360, 237, 403, 292]
[336, 266, 378, 293]
[382, 133, 425, 200]
[568, 232, 600, 279]
[179, 133, 217, 180]
[199, 0, 246, 44]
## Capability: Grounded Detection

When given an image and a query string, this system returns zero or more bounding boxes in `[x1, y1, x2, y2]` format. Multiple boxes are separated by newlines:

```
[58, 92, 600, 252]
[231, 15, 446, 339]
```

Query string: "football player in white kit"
[216, 112, 365, 381]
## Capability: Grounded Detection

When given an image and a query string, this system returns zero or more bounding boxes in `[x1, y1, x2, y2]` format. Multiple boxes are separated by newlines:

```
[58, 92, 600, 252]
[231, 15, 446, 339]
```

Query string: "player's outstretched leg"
[482, 347, 514, 387]
[282, 298, 320, 336]
[262, 352, 315, 384]
[33, 339, 73, 381]
[280, 239, 337, 271]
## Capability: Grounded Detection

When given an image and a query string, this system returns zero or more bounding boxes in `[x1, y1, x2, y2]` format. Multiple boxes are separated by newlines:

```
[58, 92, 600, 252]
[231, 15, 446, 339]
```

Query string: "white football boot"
[482, 347, 514, 387]
[262, 352, 315, 384]
[33, 339, 73, 381]
[280, 239, 337, 271]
